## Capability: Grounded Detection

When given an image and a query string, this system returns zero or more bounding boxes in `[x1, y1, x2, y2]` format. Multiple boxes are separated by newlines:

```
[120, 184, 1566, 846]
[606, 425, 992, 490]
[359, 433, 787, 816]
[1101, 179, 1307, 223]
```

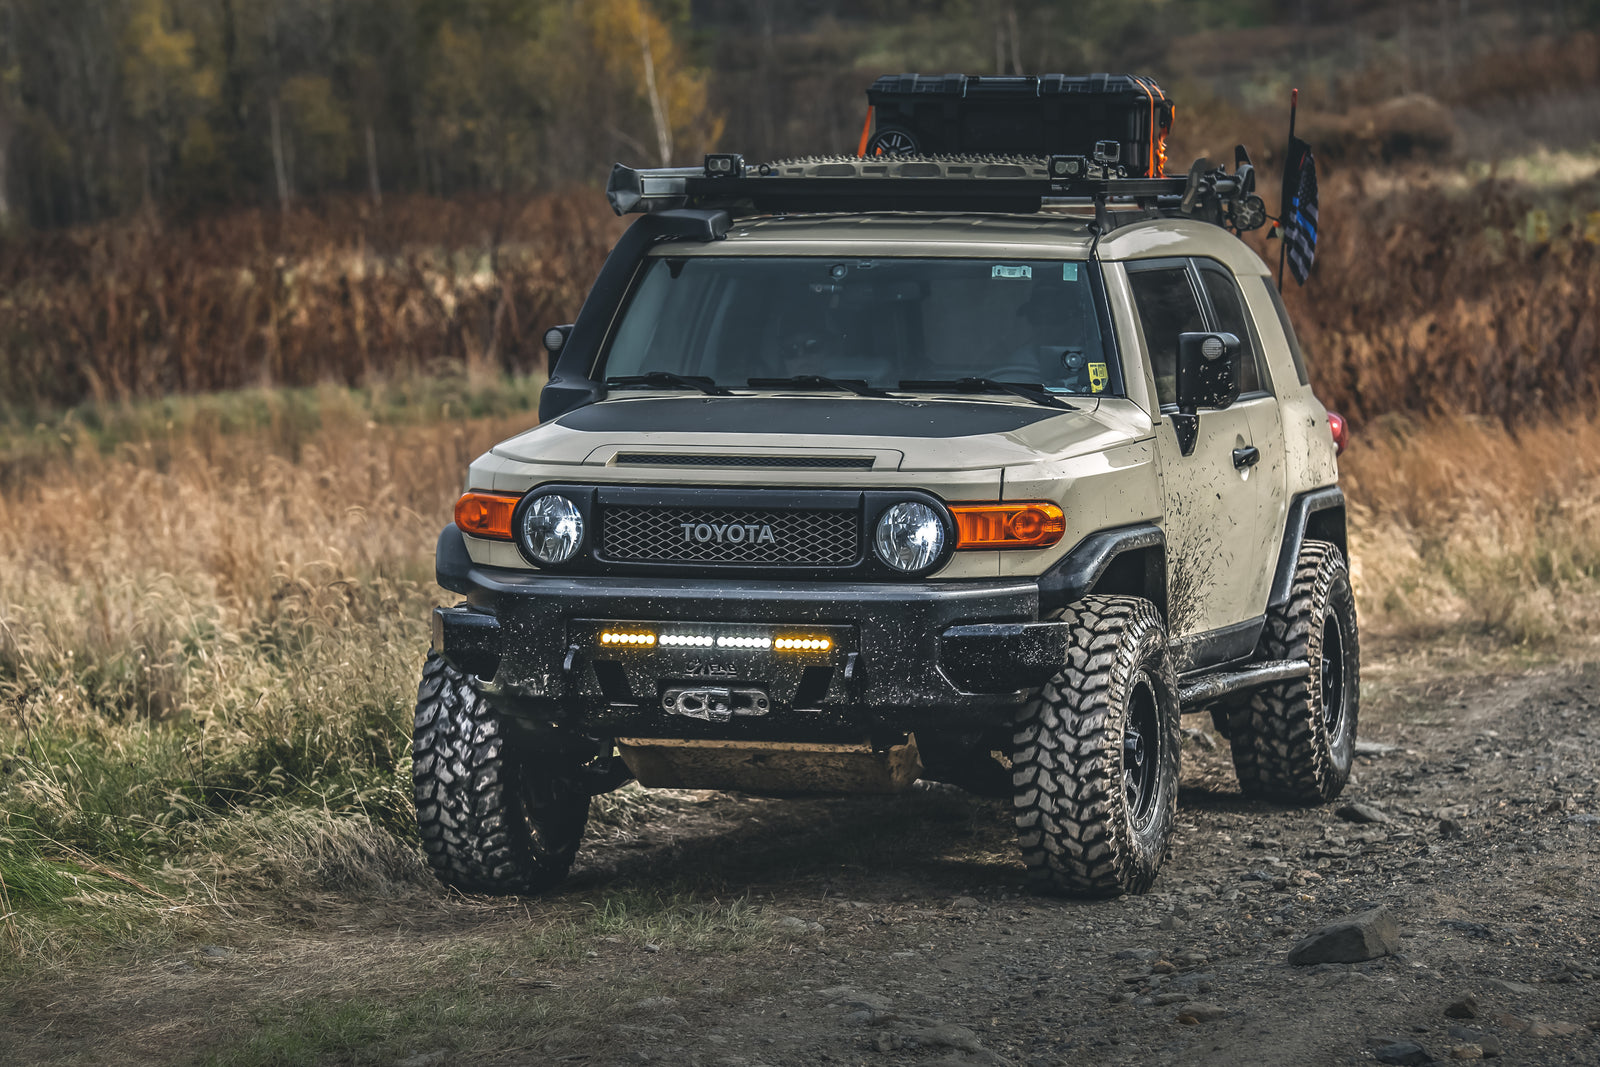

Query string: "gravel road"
[557, 655, 1600, 1067]
[6, 650, 1599, 1066]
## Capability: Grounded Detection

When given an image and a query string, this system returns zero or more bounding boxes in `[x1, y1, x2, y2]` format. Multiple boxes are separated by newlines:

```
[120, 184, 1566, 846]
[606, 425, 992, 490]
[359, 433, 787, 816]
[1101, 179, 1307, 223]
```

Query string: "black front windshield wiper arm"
[747, 375, 893, 398]
[898, 378, 1075, 410]
[605, 371, 733, 397]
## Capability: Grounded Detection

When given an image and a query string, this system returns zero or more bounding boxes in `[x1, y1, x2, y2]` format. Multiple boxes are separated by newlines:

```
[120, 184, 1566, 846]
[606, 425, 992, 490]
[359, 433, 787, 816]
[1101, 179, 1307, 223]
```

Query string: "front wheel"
[1011, 596, 1180, 897]
[1226, 540, 1360, 804]
[413, 652, 590, 894]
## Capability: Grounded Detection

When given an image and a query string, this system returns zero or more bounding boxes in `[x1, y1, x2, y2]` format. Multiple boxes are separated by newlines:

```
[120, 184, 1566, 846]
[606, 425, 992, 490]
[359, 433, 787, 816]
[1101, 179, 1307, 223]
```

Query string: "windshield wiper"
[898, 378, 1076, 410]
[605, 371, 732, 397]
[747, 375, 893, 398]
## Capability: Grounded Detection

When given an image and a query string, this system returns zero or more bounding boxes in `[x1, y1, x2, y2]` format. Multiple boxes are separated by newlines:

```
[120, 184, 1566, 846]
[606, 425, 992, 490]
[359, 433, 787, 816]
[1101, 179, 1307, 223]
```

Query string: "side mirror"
[1172, 331, 1242, 455]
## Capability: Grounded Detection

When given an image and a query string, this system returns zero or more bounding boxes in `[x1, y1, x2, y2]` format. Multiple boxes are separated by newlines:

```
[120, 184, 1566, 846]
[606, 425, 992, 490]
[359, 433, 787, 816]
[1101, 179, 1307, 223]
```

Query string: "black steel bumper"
[432, 525, 1070, 738]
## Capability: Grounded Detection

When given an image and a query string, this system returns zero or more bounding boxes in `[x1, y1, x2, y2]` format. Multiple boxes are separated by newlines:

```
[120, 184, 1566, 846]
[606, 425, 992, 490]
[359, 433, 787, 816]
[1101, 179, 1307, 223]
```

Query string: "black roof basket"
[606, 154, 1268, 235]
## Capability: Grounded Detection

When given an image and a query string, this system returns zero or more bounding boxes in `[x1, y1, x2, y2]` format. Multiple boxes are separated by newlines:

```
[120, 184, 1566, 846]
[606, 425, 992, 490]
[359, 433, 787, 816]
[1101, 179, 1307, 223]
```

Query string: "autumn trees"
[0, 0, 720, 227]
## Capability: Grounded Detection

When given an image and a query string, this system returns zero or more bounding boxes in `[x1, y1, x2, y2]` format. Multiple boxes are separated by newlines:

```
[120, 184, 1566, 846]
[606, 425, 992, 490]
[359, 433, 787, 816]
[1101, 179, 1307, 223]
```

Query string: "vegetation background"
[1, 2, 1599, 1051]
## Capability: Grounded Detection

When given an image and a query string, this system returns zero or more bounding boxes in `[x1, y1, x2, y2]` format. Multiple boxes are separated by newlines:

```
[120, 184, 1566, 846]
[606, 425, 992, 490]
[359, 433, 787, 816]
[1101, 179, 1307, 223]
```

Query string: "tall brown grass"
[1342, 413, 1600, 643]
[1279, 171, 1600, 427]
[0, 384, 1595, 958]
[4, 174, 1597, 429]
[0, 193, 624, 413]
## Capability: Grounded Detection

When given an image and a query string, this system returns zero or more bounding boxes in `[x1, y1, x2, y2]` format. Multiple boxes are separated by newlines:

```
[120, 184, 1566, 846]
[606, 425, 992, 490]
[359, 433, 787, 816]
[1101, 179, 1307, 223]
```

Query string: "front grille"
[614, 453, 875, 470]
[599, 506, 860, 566]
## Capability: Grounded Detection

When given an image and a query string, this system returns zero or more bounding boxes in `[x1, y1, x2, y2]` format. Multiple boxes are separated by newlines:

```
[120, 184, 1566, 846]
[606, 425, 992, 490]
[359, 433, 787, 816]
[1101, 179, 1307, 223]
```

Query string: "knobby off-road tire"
[413, 652, 590, 894]
[1012, 596, 1180, 897]
[1227, 540, 1360, 805]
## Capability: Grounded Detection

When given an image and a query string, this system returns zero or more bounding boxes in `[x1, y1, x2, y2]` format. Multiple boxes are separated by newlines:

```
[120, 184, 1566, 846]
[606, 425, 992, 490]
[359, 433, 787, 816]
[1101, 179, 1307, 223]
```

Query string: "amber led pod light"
[454, 491, 521, 540]
[951, 503, 1067, 549]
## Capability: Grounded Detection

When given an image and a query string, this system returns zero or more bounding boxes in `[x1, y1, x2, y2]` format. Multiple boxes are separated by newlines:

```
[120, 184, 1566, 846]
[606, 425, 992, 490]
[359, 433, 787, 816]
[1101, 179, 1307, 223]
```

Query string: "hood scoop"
[613, 453, 876, 471]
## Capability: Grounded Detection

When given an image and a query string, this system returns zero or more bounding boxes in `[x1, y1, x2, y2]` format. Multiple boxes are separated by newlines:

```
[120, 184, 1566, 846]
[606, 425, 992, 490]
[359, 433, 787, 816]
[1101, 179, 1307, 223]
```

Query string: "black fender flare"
[1269, 486, 1347, 608]
[436, 523, 476, 596]
[1038, 523, 1167, 619]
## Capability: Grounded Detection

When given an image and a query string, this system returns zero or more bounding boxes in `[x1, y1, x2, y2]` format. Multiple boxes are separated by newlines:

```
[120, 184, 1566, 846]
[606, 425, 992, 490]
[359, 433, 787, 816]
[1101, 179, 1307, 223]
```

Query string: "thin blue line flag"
[1281, 137, 1318, 285]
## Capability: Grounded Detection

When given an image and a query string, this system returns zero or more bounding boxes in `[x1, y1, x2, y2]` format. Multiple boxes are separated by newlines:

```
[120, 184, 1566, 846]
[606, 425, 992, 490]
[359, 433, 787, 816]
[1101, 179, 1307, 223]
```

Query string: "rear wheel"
[413, 652, 590, 894]
[1226, 541, 1360, 804]
[1011, 596, 1179, 897]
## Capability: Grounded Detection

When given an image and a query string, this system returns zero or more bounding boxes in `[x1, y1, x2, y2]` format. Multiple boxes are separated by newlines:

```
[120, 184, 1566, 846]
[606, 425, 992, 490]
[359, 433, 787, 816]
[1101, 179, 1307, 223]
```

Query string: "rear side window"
[1127, 266, 1204, 407]
[1195, 262, 1265, 394]
[1266, 282, 1311, 386]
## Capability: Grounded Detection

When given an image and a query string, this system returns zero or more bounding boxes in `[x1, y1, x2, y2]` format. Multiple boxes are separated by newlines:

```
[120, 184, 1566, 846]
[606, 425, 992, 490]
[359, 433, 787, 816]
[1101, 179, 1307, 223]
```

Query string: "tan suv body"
[419, 174, 1357, 898]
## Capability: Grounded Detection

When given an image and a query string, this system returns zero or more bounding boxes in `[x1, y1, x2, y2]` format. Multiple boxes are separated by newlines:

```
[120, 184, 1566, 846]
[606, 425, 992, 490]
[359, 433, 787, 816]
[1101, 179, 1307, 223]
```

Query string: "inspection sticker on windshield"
[1063, 263, 1079, 281]
[1089, 362, 1109, 393]
[992, 264, 1032, 279]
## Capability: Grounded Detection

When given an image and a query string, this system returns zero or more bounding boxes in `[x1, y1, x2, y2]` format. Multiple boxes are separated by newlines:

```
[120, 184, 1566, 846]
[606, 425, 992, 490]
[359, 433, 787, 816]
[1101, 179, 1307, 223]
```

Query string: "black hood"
[552, 395, 1065, 439]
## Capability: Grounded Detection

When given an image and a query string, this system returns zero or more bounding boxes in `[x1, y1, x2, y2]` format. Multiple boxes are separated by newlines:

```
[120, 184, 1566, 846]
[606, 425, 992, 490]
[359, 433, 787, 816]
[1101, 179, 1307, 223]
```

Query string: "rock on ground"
[1288, 907, 1403, 965]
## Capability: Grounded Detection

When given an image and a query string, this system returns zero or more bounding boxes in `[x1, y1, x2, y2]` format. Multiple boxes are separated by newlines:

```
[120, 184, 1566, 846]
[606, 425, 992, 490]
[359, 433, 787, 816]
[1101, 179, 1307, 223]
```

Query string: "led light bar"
[718, 636, 772, 649]
[775, 636, 833, 651]
[596, 628, 839, 653]
[658, 634, 715, 647]
[599, 631, 656, 646]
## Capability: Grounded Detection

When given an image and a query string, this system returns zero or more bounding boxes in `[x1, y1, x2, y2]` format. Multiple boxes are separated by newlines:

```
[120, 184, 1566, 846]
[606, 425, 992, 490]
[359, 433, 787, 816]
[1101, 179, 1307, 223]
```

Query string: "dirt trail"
[5, 651, 1600, 1067]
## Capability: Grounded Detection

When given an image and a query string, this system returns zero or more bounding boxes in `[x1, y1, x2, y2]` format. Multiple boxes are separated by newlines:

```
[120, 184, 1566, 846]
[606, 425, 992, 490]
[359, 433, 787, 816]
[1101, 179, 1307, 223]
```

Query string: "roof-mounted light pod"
[1049, 155, 1088, 179]
[704, 153, 745, 179]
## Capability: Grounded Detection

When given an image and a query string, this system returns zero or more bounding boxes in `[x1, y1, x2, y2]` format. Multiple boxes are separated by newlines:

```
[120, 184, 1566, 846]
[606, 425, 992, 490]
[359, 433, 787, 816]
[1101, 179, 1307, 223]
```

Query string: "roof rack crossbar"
[607, 160, 1188, 218]
[605, 156, 1261, 232]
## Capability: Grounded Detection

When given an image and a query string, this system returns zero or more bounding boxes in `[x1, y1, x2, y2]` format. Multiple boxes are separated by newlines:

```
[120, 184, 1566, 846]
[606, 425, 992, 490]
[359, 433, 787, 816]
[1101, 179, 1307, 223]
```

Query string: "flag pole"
[1277, 87, 1298, 292]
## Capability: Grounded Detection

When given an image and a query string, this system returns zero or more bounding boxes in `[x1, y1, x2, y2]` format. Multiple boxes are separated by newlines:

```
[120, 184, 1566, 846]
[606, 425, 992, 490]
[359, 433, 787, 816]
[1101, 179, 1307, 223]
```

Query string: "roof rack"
[606, 154, 1267, 235]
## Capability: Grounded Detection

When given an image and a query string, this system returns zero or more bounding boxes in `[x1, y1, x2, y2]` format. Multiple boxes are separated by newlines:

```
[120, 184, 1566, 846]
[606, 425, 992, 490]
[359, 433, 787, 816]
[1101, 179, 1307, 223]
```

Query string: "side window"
[1127, 266, 1204, 408]
[1266, 281, 1311, 386]
[1195, 262, 1265, 394]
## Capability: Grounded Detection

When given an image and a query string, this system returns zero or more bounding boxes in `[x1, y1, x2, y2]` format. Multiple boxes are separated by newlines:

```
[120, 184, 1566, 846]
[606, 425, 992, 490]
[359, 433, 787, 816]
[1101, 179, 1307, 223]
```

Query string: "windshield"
[601, 256, 1120, 397]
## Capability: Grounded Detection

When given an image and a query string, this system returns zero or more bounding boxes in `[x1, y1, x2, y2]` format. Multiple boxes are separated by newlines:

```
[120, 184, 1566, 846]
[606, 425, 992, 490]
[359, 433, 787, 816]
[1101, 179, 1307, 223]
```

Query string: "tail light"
[1327, 411, 1349, 455]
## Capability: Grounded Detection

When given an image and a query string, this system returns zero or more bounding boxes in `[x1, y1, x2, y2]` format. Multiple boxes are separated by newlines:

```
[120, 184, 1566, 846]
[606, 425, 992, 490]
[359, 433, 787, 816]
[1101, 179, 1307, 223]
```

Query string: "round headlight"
[874, 502, 946, 573]
[520, 495, 584, 564]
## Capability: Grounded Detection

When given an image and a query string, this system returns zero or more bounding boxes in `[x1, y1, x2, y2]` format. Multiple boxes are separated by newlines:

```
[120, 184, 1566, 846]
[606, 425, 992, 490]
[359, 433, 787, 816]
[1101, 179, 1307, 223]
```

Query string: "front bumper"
[434, 532, 1069, 739]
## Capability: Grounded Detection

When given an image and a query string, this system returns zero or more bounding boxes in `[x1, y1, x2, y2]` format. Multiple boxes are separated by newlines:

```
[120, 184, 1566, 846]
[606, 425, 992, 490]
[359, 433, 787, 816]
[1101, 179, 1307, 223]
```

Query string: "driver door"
[1125, 258, 1285, 671]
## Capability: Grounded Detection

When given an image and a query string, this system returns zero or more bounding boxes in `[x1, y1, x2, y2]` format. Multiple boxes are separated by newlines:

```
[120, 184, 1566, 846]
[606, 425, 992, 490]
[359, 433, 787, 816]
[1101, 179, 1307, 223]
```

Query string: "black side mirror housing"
[1171, 331, 1242, 455]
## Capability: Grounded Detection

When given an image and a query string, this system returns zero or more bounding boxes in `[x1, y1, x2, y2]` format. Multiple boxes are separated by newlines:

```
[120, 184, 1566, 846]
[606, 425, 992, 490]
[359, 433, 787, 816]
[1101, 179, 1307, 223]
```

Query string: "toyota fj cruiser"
[417, 76, 1357, 899]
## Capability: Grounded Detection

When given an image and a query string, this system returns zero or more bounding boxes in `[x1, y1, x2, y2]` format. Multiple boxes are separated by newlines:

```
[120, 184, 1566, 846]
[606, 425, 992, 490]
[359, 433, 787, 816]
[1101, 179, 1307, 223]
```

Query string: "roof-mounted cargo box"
[863, 73, 1174, 177]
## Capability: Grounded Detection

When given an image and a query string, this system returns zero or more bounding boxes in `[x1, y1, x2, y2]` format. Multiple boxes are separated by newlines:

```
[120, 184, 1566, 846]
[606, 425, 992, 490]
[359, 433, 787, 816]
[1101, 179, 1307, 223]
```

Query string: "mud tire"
[1227, 541, 1360, 805]
[1011, 596, 1180, 897]
[413, 652, 589, 894]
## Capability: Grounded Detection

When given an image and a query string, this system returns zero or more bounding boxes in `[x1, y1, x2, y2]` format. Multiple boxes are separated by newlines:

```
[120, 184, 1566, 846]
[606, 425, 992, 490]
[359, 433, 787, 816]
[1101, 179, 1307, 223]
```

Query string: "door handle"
[1232, 446, 1261, 469]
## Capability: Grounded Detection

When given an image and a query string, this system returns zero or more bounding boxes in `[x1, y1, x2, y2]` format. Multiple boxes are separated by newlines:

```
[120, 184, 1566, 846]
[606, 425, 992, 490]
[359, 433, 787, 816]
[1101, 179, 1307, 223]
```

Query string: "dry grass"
[0, 193, 623, 413]
[1343, 412, 1600, 644]
[0, 381, 538, 960]
[1272, 168, 1600, 428]
[1, 383, 1598, 964]
[5, 155, 1600, 436]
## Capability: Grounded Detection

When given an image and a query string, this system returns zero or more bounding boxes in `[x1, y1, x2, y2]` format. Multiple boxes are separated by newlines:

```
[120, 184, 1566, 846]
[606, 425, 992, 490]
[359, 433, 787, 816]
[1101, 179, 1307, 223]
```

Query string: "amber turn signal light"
[951, 503, 1067, 549]
[454, 491, 521, 540]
